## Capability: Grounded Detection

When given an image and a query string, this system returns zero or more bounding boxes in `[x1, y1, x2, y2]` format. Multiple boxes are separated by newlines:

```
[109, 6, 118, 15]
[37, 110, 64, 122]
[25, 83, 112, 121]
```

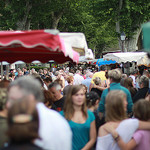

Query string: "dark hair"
[86, 91, 100, 108]
[105, 71, 108, 79]
[7, 97, 39, 143]
[43, 90, 53, 106]
[23, 67, 27, 70]
[0, 78, 10, 88]
[100, 65, 106, 71]
[124, 77, 136, 97]
[43, 76, 52, 83]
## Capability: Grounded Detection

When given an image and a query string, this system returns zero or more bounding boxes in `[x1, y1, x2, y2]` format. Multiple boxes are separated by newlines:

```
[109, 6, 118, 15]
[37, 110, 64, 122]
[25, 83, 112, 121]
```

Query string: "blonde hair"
[108, 69, 122, 83]
[105, 90, 127, 122]
[93, 77, 101, 85]
[64, 85, 87, 120]
[133, 99, 150, 121]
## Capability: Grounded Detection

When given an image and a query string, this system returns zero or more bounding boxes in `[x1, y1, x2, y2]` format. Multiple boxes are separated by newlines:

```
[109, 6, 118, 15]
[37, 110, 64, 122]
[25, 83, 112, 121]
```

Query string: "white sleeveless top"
[96, 119, 139, 150]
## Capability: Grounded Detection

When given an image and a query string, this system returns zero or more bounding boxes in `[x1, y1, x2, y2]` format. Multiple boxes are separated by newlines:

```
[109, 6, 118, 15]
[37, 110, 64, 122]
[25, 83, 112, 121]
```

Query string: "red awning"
[0, 29, 79, 64]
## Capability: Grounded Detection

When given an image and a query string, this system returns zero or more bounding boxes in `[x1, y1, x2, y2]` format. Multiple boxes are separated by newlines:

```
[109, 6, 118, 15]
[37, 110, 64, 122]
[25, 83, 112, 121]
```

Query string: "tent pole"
[29, 64, 31, 74]
[1, 62, 3, 80]
[6, 64, 9, 80]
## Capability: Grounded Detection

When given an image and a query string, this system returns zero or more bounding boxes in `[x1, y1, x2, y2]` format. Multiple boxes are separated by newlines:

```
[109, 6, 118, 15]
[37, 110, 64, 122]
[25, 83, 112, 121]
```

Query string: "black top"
[133, 87, 149, 103]
[0, 142, 43, 150]
[54, 96, 65, 112]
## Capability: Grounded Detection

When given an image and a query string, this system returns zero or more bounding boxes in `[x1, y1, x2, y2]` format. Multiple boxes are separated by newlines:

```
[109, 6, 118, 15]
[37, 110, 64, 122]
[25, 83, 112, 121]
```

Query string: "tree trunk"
[16, 1, 32, 30]
[116, 0, 123, 50]
[116, 0, 123, 33]
[51, 11, 64, 29]
[125, 28, 141, 51]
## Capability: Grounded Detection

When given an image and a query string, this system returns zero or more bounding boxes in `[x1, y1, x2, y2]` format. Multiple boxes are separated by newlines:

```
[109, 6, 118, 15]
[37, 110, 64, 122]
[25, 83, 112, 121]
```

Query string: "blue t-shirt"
[60, 110, 95, 150]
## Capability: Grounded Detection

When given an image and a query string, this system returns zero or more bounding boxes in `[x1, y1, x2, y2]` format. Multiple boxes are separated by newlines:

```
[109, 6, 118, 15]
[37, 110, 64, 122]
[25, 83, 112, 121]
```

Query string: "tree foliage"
[0, 0, 150, 57]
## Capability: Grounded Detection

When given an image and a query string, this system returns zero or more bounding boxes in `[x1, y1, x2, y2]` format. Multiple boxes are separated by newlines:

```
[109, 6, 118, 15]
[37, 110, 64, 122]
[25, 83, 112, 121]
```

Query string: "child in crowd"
[86, 91, 101, 133]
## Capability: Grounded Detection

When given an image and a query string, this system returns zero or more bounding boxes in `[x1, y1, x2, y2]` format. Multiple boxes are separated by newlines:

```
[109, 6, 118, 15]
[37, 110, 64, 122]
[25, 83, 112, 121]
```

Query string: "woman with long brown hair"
[60, 85, 96, 150]
[124, 77, 137, 98]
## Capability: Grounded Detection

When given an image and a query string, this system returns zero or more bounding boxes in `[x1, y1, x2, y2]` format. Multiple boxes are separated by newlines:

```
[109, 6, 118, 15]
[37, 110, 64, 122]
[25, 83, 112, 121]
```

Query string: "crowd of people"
[0, 64, 150, 150]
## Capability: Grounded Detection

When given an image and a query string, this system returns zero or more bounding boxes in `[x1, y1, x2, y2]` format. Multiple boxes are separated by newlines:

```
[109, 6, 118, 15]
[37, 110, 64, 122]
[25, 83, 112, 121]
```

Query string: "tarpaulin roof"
[0, 29, 79, 64]
[103, 52, 150, 65]
[96, 58, 116, 66]
[59, 32, 88, 56]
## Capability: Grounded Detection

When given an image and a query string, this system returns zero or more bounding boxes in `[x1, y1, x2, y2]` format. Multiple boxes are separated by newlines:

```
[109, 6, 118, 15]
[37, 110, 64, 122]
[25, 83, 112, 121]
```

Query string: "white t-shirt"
[34, 103, 72, 150]
[96, 119, 139, 150]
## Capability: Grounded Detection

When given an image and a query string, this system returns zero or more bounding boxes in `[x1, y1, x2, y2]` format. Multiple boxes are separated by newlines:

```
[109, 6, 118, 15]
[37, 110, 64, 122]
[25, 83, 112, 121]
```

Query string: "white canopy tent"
[103, 52, 150, 66]
[59, 32, 94, 59]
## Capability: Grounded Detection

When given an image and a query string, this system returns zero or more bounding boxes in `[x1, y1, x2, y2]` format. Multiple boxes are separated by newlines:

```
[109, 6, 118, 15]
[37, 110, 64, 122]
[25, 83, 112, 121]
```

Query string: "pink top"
[133, 130, 150, 150]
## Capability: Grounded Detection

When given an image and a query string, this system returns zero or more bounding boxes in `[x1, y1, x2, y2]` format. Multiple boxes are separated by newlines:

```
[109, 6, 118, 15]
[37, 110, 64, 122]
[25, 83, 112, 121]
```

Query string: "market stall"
[103, 52, 150, 74]
[0, 29, 79, 64]
[0, 29, 79, 77]
[103, 52, 150, 66]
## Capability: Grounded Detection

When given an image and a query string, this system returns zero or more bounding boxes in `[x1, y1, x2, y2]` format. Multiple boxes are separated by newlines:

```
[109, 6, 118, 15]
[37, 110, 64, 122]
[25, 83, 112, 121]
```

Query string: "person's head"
[9, 73, 15, 79]
[55, 71, 61, 79]
[32, 74, 44, 88]
[80, 84, 87, 94]
[64, 85, 87, 120]
[0, 78, 10, 88]
[86, 72, 93, 78]
[108, 69, 122, 83]
[143, 70, 150, 78]
[86, 91, 100, 110]
[105, 90, 127, 122]
[100, 65, 107, 71]
[133, 99, 150, 121]
[54, 78, 63, 89]
[43, 89, 53, 107]
[122, 74, 127, 79]
[43, 76, 52, 87]
[124, 77, 134, 88]
[43, 68, 48, 75]
[38, 69, 43, 74]
[93, 77, 101, 85]
[139, 75, 149, 88]
[76, 70, 81, 75]
[23, 67, 27, 72]
[62, 72, 68, 79]
[18, 70, 23, 77]
[0, 88, 7, 111]
[66, 76, 74, 85]
[8, 76, 44, 107]
[48, 82, 62, 101]
[7, 97, 39, 143]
